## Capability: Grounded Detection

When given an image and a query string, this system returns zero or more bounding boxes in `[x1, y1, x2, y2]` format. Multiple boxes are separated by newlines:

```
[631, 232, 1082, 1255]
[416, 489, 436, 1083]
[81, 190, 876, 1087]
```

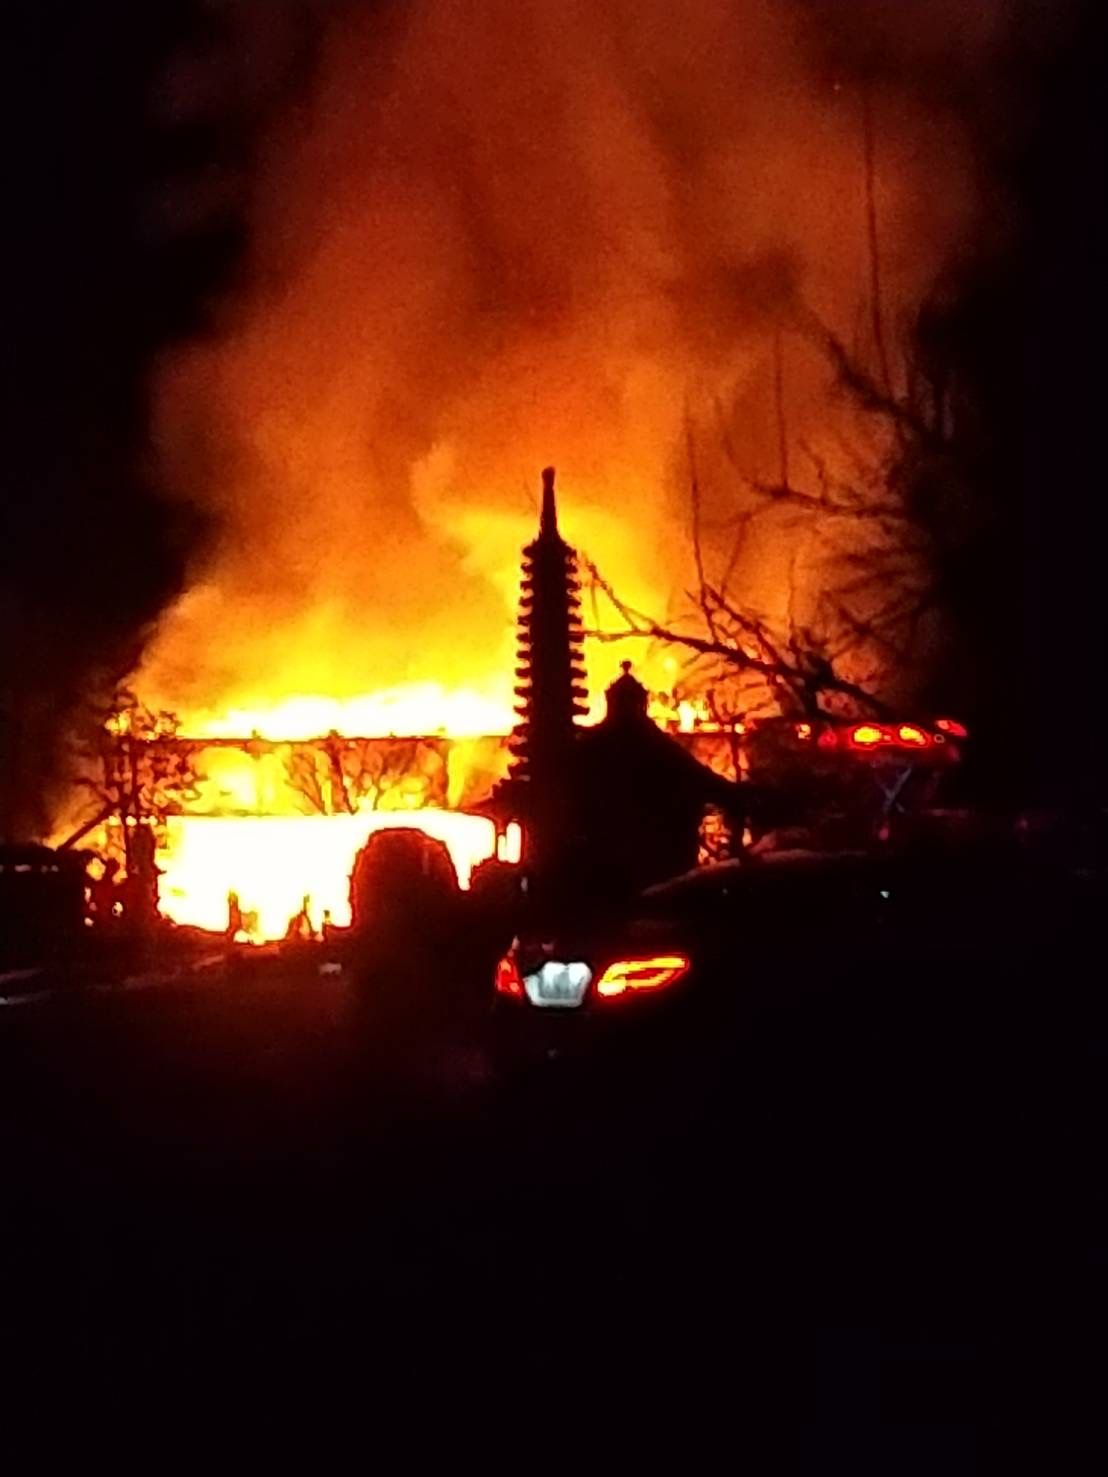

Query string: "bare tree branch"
[596, 281, 980, 734]
[583, 556, 891, 721]
[861, 86, 894, 402]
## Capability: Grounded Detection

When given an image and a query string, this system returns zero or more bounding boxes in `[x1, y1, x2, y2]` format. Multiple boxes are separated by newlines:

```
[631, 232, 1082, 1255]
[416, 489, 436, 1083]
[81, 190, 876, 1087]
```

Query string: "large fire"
[140, 680, 707, 942]
[144, 694, 525, 942]
[158, 811, 513, 941]
[67, 1, 988, 937]
[73, 665, 709, 943]
[185, 684, 516, 744]
[139, 0, 977, 735]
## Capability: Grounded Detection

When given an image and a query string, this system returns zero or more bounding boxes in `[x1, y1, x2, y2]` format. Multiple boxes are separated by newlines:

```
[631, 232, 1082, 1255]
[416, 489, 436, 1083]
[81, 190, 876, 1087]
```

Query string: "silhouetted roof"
[605, 659, 648, 710]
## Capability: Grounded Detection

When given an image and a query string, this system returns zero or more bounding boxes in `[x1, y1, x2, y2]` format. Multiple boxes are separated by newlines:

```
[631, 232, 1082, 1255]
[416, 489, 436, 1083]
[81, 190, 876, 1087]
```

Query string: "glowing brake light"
[935, 718, 968, 738]
[896, 723, 930, 747]
[849, 724, 886, 747]
[595, 954, 690, 999]
[495, 952, 525, 998]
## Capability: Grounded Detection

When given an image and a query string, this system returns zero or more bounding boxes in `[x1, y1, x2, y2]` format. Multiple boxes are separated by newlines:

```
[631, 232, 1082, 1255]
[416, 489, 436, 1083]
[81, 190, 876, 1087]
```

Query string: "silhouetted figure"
[350, 829, 459, 938]
[90, 857, 123, 929]
[571, 663, 752, 899]
[345, 828, 474, 1080]
[226, 890, 243, 941]
[124, 822, 160, 932]
[285, 894, 314, 943]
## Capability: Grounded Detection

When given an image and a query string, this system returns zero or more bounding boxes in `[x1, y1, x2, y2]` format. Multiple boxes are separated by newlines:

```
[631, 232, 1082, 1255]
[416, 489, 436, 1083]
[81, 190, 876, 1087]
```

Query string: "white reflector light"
[523, 960, 592, 1009]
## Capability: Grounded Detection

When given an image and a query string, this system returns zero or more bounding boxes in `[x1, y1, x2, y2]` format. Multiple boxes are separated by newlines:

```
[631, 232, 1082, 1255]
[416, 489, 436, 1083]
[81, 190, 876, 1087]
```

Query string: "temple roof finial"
[540, 466, 558, 536]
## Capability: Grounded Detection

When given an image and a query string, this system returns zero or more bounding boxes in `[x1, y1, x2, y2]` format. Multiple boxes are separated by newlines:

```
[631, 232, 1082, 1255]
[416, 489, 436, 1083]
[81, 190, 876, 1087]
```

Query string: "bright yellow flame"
[677, 700, 699, 733]
[496, 821, 522, 864]
[189, 683, 516, 740]
[158, 810, 499, 941]
[188, 677, 701, 742]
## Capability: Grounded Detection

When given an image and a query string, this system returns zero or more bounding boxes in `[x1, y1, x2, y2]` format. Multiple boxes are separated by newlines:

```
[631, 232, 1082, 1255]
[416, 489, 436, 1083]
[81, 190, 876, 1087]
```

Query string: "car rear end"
[490, 913, 698, 1070]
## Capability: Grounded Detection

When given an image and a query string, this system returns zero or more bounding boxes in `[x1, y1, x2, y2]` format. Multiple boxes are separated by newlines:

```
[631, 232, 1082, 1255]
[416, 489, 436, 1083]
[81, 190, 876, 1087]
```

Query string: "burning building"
[37, 1, 995, 933]
[61, 469, 701, 940]
[9, 0, 1042, 930]
[102, 731, 514, 943]
[58, 465, 964, 944]
[71, 470, 595, 940]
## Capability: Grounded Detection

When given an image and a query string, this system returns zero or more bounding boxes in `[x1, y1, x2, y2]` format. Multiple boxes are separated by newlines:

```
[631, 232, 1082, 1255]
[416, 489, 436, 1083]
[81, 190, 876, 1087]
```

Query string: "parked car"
[490, 834, 1085, 1069]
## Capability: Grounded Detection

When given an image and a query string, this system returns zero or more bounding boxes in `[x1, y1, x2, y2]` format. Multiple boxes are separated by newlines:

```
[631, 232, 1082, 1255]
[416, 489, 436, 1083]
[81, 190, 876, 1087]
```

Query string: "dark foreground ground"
[1, 865, 1096, 1463]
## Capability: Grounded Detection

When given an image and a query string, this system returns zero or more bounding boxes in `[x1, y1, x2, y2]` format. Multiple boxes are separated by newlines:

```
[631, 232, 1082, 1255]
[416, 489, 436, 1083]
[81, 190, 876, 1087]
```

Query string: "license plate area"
[522, 960, 592, 1009]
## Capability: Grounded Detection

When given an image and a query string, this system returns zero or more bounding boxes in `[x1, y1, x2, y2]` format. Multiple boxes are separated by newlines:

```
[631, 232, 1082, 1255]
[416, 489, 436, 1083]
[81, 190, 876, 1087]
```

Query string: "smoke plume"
[137, 0, 1024, 727]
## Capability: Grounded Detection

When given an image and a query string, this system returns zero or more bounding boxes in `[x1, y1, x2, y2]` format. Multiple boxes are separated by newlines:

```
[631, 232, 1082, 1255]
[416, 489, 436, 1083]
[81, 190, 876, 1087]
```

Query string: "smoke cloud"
[139, 0, 1023, 728]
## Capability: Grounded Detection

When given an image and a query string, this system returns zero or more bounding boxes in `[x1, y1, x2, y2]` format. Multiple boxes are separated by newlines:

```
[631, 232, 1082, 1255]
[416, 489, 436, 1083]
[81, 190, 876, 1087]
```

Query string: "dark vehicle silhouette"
[346, 827, 477, 1046]
[491, 834, 1082, 1070]
[494, 852, 874, 1025]
[0, 845, 86, 969]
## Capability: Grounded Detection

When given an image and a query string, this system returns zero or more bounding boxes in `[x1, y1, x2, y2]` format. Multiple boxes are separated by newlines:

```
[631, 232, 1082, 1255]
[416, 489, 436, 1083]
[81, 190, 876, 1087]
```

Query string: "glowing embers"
[157, 810, 499, 941]
[594, 954, 690, 999]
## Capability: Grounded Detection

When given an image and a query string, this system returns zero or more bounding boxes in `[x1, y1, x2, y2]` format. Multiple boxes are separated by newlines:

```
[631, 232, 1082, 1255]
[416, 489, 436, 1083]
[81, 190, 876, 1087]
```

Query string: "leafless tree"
[586, 86, 984, 733]
[284, 734, 446, 815]
[584, 295, 977, 729]
[63, 690, 201, 887]
[76, 689, 201, 830]
[584, 548, 894, 725]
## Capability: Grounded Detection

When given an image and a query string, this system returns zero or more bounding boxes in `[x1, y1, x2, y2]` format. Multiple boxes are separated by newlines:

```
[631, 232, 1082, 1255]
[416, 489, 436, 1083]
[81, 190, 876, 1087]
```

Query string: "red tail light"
[849, 723, 886, 748]
[935, 718, 968, 738]
[495, 953, 525, 998]
[595, 954, 690, 1000]
[896, 723, 930, 747]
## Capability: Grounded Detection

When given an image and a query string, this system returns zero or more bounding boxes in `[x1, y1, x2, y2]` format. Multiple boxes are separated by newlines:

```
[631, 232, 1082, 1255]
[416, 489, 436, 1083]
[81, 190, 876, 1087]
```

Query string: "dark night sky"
[4, 3, 238, 631]
[997, 2, 1106, 796]
[1, 0, 1104, 832]
[0, 1, 318, 834]
[951, 0, 1106, 802]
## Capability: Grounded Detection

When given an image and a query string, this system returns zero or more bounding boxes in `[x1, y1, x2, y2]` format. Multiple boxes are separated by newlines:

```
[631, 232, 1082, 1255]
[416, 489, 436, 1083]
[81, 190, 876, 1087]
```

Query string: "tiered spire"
[508, 467, 588, 867]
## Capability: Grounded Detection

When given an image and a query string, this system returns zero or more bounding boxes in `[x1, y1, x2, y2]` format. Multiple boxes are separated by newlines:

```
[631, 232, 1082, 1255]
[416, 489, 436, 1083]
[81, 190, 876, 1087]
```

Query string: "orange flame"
[140, 0, 978, 743]
[125, 1, 989, 935]
[158, 811, 498, 942]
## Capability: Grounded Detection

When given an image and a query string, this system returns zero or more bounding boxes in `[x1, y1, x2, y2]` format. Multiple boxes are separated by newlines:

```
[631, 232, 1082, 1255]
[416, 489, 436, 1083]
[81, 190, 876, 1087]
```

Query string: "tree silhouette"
[78, 689, 200, 830]
[584, 294, 987, 734]
[283, 734, 445, 816]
